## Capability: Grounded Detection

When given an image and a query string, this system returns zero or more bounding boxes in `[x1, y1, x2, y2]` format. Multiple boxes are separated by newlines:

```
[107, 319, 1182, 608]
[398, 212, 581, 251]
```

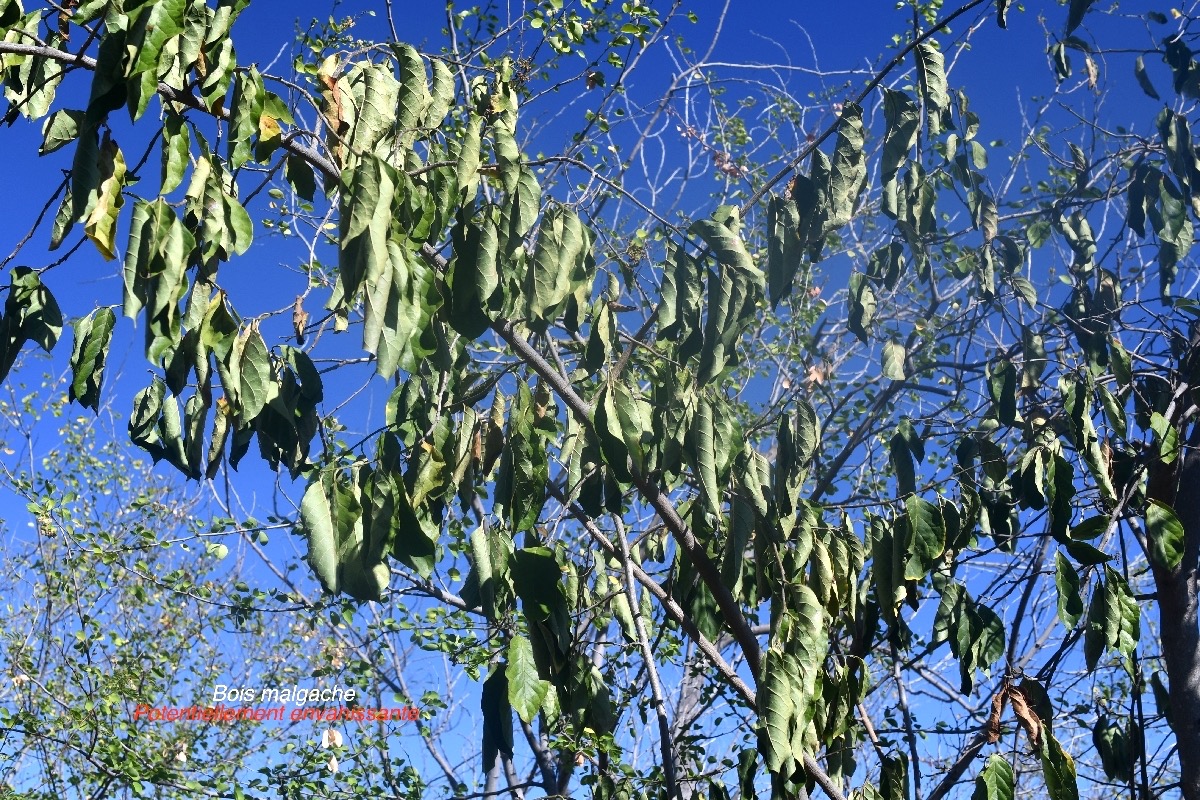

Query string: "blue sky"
[0, 0, 1185, 794]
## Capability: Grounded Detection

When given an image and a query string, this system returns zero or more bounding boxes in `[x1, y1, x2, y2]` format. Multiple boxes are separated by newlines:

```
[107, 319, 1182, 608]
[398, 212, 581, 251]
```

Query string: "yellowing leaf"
[84, 137, 126, 260]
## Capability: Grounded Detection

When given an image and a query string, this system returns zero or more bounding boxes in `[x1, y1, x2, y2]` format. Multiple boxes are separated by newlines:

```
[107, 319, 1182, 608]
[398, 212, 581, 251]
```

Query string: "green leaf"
[506, 635, 550, 724]
[84, 136, 126, 261]
[1146, 499, 1185, 571]
[125, 0, 186, 78]
[826, 102, 867, 231]
[332, 155, 396, 322]
[882, 341, 907, 380]
[298, 476, 341, 594]
[161, 112, 191, 194]
[973, 754, 1015, 800]
[1065, 0, 1097, 35]
[881, 90, 920, 202]
[691, 395, 721, 516]
[1135, 55, 1161, 100]
[393, 43, 431, 140]
[237, 324, 270, 420]
[848, 271, 876, 344]
[904, 495, 945, 581]
[1069, 515, 1108, 541]
[228, 66, 264, 169]
[1054, 552, 1083, 629]
[528, 203, 591, 326]
[39, 109, 84, 156]
[285, 154, 316, 201]
[1065, 539, 1112, 565]
[481, 665, 513, 771]
[766, 195, 803, 307]
[1150, 411, 1180, 464]
[915, 42, 950, 119]
[1011, 276, 1037, 307]
[758, 648, 796, 774]
[1039, 729, 1079, 800]
[68, 307, 116, 413]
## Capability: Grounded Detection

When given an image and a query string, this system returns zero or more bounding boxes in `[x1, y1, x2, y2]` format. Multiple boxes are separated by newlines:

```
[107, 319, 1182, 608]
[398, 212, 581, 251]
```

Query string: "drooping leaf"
[1039, 728, 1079, 800]
[228, 66, 265, 169]
[766, 195, 803, 307]
[331, 155, 396, 324]
[848, 271, 876, 344]
[882, 341, 907, 380]
[236, 323, 271, 421]
[125, 0, 186, 79]
[506, 635, 551, 724]
[393, 43, 432, 141]
[481, 665, 513, 771]
[1065, 0, 1097, 35]
[84, 136, 126, 260]
[1135, 56, 1161, 100]
[297, 474, 344, 595]
[39, 109, 84, 156]
[973, 754, 1015, 800]
[691, 395, 721, 516]
[881, 90, 920, 210]
[1146, 499, 1186, 571]
[826, 102, 868, 230]
[1054, 552, 1084, 629]
[904, 495, 945, 581]
[161, 112, 191, 194]
[915, 42, 950, 128]
[68, 307, 116, 412]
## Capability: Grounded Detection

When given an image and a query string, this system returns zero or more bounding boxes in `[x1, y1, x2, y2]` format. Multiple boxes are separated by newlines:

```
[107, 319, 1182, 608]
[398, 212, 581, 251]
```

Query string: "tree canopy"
[2, 0, 1200, 799]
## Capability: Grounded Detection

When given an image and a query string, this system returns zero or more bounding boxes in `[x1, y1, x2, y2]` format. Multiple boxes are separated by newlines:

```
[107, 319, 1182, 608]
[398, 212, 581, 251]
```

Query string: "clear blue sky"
[0, 0, 1175, 793]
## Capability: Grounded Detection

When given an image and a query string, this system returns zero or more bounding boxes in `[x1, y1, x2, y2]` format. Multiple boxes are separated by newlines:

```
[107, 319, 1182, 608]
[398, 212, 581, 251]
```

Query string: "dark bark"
[1151, 420, 1200, 800]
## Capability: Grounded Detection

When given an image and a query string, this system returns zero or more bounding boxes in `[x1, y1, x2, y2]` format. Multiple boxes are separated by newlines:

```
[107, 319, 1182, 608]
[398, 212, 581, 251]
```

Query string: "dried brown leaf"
[986, 687, 1007, 743]
[1009, 685, 1043, 747]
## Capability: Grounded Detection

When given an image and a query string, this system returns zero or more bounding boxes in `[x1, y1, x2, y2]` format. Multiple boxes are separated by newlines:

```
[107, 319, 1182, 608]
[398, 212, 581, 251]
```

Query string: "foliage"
[0, 1, 1199, 799]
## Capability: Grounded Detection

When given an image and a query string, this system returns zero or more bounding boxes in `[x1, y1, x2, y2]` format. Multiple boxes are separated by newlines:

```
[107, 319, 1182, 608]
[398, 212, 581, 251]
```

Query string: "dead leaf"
[1008, 685, 1043, 747]
[1085, 55, 1099, 90]
[292, 296, 309, 345]
[985, 687, 1007, 743]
